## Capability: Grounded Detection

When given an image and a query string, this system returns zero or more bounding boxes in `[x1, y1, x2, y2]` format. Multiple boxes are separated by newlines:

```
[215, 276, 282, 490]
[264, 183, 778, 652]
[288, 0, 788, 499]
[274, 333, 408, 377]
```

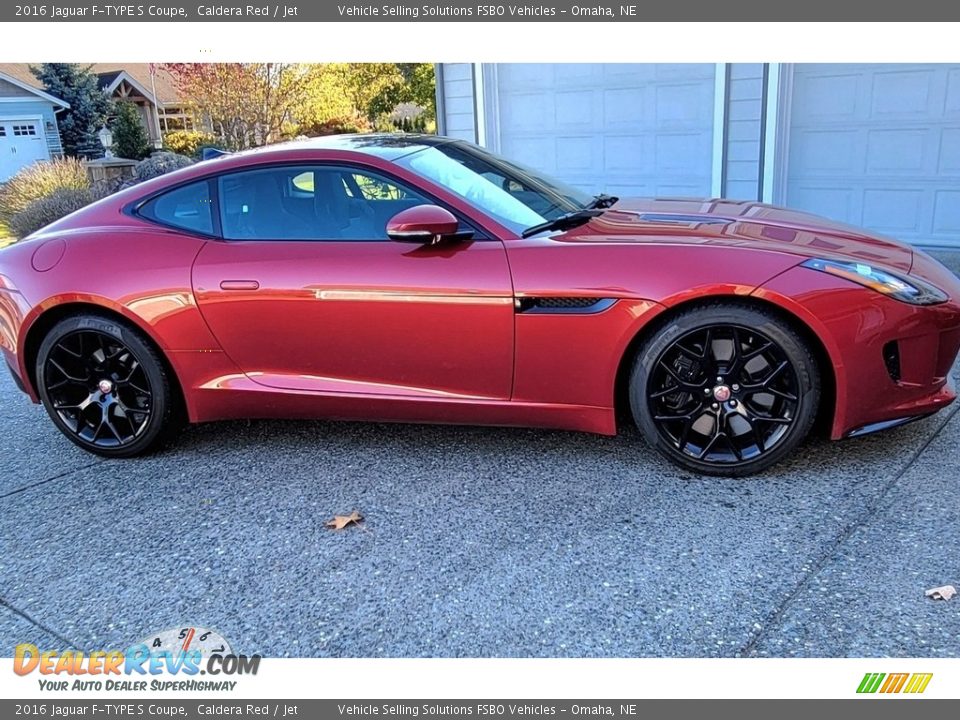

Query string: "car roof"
[234, 133, 457, 161]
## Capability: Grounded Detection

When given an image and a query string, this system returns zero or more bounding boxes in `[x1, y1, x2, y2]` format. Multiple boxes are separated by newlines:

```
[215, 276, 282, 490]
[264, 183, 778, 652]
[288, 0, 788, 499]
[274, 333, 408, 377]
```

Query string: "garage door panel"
[865, 129, 928, 173]
[787, 63, 960, 246]
[603, 87, 646, 126]
[793, 73, 859, 119]
[937, 129, 960, 173]
[933, 191, 960, 234]
[862, 188, 925, 234]
[555, 91, 595, 128]
[946, 70, 960, 114]
[791, 129, 860, 173]
[788, 186, 855, 222]
[495, 63, 715, 198]
[870, 69, 937, 117]
[555, 136, 600, 173]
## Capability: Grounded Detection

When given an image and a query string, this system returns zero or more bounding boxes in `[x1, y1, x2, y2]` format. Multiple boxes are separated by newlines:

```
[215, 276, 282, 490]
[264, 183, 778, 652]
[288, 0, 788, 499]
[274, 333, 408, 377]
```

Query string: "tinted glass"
[141, 181, 214, 235]
[217, 165, 432, 241]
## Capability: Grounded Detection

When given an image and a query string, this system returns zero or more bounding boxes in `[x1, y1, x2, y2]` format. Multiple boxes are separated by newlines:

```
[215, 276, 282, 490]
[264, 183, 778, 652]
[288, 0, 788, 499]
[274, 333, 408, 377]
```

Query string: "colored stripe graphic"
[857, 672, 932, 694]
[857, 673, 885, 693]
[903, 673, 933, 694]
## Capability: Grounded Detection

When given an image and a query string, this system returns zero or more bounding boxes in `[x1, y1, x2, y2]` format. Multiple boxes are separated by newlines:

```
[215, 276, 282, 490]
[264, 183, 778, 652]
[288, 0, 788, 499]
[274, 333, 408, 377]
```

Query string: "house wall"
[0, 99, 63, 156]
[437, 63, 476, 141]
[724, 63, 765, 201]
[0, 77, 35, 98]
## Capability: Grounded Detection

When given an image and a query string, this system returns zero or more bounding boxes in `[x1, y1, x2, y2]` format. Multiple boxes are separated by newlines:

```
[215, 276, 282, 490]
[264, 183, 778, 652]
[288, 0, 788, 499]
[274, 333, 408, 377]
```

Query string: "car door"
[189, 163, 515, 400]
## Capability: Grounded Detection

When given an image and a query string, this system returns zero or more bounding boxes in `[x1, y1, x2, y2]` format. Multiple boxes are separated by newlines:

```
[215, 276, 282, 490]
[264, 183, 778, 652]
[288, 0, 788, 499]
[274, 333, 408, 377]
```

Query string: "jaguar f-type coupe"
[1, 134, 958, 475]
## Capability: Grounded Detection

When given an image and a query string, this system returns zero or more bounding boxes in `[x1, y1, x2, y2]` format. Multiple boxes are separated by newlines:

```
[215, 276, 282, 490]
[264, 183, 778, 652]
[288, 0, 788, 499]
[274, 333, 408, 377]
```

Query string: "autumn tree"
[163, 63, 307, 150]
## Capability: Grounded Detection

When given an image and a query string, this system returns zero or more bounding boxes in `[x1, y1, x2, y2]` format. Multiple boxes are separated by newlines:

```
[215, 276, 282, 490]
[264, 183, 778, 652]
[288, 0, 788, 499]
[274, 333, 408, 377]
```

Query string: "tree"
[368, 63, 436, 123]
[31, 64, 111, 158]
[164, 63, 307, 151]
[110, 101, 151, 160]
[295, 63, 436, 134]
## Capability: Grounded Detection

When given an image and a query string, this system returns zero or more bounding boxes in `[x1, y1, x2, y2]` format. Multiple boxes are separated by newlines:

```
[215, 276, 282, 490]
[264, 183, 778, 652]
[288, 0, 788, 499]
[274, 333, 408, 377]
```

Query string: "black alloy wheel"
[630, 304, 820, 476]
[36, 315, 177, 457]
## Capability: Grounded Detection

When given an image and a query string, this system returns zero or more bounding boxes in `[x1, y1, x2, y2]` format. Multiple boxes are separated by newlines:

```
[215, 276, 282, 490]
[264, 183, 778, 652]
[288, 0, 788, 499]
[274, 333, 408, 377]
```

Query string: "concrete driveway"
[2, 253, 959, 659]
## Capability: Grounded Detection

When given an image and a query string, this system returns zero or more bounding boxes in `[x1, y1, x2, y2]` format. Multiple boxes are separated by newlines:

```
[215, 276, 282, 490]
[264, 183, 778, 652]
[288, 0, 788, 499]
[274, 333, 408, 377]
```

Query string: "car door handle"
[219, 280, 260, 291]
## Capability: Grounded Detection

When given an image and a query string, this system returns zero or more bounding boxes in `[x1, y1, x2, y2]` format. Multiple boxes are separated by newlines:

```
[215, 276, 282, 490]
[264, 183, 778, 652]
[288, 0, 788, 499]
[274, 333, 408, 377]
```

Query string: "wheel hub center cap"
[712, 384, 731, 402]
[98, 379, 114, 395]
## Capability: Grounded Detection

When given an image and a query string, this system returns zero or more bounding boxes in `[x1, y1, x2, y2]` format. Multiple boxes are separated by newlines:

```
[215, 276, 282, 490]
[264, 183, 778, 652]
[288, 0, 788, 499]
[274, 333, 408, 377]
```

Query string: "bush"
[0, 157, 89, 228]
[8, 188, 94, 238]
[133, 151, 194, 182]
[163, 129, 220, 159]
[111, 101, 152, 160]
[302, 114, 373, 137]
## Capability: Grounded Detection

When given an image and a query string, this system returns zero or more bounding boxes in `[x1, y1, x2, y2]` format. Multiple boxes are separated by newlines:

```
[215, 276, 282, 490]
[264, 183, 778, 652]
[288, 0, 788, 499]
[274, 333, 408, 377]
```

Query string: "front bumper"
[755, 258, 960, 440]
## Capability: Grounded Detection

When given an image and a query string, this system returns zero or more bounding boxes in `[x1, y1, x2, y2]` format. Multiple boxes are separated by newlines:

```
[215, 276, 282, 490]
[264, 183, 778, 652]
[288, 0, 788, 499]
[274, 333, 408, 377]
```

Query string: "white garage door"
[786, 64, 960, 247]
[0, 117, 50, 182]
[492, 64, 716, 198]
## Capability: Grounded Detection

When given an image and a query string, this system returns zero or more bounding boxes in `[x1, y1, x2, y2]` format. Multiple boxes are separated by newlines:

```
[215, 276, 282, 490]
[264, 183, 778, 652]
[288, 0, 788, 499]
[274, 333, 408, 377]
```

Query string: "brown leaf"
[325, 510, 364, 531]
[925, 585, 956, 601]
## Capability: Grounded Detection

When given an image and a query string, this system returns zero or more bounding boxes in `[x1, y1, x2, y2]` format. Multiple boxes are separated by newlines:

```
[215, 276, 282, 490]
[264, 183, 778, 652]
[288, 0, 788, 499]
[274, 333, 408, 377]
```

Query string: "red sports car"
[1, 134, 958, 475]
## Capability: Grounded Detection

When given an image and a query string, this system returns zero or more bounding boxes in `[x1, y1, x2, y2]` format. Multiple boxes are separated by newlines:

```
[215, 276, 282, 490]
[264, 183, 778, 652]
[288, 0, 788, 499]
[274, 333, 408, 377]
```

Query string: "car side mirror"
[386, 205, 473, 244]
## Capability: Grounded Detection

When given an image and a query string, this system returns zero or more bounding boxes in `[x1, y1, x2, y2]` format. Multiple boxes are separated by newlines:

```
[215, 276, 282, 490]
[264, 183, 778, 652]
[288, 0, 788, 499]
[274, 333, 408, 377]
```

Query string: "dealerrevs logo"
[13, 626, 261, 692]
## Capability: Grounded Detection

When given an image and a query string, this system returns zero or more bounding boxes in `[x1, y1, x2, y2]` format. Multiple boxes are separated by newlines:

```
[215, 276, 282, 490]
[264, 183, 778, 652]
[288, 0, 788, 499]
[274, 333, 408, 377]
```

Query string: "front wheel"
[629, 303, 820, 477]
[36, 314, 178, 458]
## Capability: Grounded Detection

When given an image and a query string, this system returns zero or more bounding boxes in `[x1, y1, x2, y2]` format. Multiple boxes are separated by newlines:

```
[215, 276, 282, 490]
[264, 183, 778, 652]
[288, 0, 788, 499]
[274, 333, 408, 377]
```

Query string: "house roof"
[0, 63, 181, 107]
[0, 68, 70, 108]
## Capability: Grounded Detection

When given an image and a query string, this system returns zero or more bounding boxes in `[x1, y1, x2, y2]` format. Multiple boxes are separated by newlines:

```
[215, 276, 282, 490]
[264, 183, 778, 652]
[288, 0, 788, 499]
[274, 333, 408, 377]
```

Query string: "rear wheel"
[36, 314, 178, 457]
[629, 303, 820, 476]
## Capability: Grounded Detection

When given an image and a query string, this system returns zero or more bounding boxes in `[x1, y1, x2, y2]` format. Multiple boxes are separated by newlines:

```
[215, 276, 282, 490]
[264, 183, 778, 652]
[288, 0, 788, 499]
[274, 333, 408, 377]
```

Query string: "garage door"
[493, 64, 716, 198]
[0, 117, 50, 182]
[786, 64, 960, 247]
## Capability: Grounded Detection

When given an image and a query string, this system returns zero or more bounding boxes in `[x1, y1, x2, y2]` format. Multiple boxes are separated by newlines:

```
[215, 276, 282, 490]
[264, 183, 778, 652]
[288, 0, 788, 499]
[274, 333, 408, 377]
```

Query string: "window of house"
[12, 124, 38, 136]
[139, 180, 214, 235]
[217, 165, 432, 241]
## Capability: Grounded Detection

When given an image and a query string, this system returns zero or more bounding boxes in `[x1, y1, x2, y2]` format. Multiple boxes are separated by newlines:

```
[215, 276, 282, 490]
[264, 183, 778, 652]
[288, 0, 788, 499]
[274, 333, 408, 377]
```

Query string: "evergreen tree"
[31, 63, 111, 158]
[111, 101, 152, 160]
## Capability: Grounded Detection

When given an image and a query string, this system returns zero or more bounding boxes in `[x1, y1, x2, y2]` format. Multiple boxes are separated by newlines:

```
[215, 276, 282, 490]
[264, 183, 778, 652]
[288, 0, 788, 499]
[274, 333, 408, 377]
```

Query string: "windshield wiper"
[521, 209, 604, 238]
[585, 193, 619, 209]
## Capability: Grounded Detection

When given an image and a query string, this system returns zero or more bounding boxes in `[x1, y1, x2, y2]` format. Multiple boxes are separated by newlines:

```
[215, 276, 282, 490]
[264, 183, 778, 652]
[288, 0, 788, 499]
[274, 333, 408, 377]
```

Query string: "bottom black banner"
[3, 700, 958, 719]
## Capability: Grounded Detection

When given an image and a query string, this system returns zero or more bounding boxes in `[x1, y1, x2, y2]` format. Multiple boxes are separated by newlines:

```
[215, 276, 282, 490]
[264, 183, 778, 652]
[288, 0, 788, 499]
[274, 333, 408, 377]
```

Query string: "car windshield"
[394, 141, 594, 235]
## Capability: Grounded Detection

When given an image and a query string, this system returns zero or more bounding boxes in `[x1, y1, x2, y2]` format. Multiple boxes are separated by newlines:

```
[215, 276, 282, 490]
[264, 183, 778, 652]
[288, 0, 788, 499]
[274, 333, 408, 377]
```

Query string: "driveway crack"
[0, 460, 104, 501]
[736, 403, 960, 657]
[0, 597, 82, 651]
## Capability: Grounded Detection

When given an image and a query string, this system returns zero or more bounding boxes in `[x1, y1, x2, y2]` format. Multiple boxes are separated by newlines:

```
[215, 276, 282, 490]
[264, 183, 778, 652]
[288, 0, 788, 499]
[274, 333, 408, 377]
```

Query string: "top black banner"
[4, 0, 959, 21]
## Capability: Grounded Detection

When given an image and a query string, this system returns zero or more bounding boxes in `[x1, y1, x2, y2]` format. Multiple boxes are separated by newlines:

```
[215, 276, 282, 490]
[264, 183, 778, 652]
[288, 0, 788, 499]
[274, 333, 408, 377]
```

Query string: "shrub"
[163, 129, 220, 159]
[0, 157, 89, 228]
[133, 151, 194, 182]
[111, 101, 152, 160]
[302, 114, 373, 137]
[8, 188, 94, 238]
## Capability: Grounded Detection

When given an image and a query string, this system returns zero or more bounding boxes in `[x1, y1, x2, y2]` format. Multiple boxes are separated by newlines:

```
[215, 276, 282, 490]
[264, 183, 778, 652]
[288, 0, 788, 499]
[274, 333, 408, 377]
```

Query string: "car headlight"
[801, 258, 948, 306]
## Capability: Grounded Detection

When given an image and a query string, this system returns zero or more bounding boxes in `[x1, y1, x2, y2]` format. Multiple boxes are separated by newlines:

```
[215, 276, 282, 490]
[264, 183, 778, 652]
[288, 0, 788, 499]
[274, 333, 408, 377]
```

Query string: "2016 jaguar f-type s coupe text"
[1, 135, 959, 475]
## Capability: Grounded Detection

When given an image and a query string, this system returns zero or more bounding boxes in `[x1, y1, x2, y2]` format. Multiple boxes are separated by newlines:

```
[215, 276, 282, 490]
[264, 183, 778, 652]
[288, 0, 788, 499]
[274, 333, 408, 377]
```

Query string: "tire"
[36, 314, 179, 458]
[629, 303, 820, 477]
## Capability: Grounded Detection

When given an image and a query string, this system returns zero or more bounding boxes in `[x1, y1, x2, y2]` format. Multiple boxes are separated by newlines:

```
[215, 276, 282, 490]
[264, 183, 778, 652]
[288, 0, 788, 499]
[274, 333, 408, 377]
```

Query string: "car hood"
[566, 197, 915, 272]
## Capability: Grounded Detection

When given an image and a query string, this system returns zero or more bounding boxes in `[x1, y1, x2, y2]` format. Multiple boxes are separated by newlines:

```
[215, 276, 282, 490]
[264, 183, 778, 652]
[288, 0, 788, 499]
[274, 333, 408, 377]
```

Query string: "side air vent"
[516, 297, 617, 314]
[883, 340, 901, 383]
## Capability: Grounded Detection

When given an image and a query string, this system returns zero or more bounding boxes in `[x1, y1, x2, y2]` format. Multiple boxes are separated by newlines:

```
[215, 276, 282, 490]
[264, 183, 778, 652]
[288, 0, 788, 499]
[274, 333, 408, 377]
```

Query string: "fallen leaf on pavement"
[325, 511, 364, 531]
[925, 585, 956, 601]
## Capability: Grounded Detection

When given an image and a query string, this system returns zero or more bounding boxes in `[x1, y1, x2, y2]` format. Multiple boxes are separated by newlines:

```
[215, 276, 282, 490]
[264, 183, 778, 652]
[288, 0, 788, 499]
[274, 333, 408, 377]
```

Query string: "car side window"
[217, 165, 434, 241]
[139, 180, 214, 235]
